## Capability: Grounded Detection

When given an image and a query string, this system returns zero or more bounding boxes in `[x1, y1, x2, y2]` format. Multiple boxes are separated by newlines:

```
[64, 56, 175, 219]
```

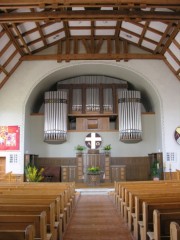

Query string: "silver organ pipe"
[86, 88, 100, 112]
[118, 90, 142, 143]
[44, 91, 67, 144]
[103, 88, 113, 112]
[72, 89, 82, 112]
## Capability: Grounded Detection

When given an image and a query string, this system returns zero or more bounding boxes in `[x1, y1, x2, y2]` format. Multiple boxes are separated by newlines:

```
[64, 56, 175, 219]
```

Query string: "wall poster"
[0, 126, 20, 151]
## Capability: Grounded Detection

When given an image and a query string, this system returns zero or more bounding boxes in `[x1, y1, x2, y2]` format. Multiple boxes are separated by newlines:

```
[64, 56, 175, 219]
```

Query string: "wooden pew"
[114, 181, 179, 208]
[0, 211, 50, 240]
[0, 183, 75, 218]
[0, 195, 63, 238]
[140, 202, 180, 240]
[170, 222, 180, 240]
[147, 210, 180, 240]
[0, 182, 78, 238]
[0, 191, 67, 234]
[113, 181, 180, 239]
[0, 203, 58, 240]
[132, 195, 180, 239]
[0, 224, 35, 240]
[120, 183, 180, 221]
[0, 182, 76, 208]
[114, 182, 180, 239]
[118, 182, 180, 216]
[115, 181, 180, 207]
[125, 190, 180, 229]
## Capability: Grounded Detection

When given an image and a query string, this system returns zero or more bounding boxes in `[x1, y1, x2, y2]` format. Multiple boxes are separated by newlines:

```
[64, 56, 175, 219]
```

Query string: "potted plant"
[25, 164, 44, 182]
[103, 144, 112, 154]
[87, 166, 101, 185]
[75, 144, 86, 154]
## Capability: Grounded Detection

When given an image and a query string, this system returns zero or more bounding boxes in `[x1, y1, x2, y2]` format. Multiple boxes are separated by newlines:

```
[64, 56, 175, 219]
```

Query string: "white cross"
[85, 133, 102, 149]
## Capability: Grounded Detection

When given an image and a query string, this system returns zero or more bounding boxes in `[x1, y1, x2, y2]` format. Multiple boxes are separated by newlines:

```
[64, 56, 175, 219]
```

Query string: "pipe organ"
[86, 88, 100, 112]
[118, 90, 142, 143]
[44, 91, 68, 143]
[103, 88, 113, 112]
[43, 76, 144, 143]
[72, 88, 82, 112]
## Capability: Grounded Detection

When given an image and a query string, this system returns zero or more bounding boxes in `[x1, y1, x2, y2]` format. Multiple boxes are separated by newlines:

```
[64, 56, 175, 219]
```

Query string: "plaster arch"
[24, 61, 163, 156]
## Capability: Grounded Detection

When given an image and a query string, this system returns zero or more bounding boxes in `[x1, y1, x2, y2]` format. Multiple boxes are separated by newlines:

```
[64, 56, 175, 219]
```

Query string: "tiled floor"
[63, 194, 133, 240]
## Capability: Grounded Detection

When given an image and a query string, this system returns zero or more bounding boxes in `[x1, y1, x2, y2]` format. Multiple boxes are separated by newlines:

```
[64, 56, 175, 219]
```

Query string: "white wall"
[0, 59, 179, 173]
[28, 114, 156, 158]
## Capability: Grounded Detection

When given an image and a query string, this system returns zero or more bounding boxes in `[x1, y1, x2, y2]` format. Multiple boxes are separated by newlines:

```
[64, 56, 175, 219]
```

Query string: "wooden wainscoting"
[36, 156, 150, 182]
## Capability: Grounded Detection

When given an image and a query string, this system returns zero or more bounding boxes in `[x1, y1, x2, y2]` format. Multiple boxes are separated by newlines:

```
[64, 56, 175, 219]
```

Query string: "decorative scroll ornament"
[44, 91, 67, 144]
[118, 90, 142, 143]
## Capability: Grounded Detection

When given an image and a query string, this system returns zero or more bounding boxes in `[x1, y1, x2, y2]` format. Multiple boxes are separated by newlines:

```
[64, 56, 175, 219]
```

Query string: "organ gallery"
[44, 75, 142, 144]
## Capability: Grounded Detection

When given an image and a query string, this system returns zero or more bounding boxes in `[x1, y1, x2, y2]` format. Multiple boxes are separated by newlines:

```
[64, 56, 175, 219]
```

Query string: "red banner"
[0, 126, 20, 151]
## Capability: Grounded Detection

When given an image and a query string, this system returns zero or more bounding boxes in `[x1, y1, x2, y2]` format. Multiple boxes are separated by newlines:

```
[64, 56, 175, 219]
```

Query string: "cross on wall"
[85, 133, 102, 149]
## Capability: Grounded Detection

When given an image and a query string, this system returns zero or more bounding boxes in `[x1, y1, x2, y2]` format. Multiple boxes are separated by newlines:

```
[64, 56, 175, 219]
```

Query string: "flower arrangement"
[87, 166, 101, 174]
[25, 164, 44, 182]
[103, 144, 112, 151]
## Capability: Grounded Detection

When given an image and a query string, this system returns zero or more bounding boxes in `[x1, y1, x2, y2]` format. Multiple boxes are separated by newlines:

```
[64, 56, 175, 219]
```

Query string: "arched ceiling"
[26, 62, 159, 115]
[0, 0, 179, 89]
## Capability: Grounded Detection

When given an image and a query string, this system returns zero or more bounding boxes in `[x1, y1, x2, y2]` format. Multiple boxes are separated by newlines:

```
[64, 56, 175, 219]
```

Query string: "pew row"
[131, 193, 180, 239]
[0, 224, 35, 240]
[113, 181, 180, 240]
[0, 203, 59, 240]
[170, 222, 180, 240]
[0, 211, 50, 240]
[0, 182, 80, 240]
[147, 210, 180, 240]
[139, 202, 180, 240]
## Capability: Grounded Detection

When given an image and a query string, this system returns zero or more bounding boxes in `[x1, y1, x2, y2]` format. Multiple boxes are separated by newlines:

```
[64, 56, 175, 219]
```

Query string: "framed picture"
[0, 126, 20, 151]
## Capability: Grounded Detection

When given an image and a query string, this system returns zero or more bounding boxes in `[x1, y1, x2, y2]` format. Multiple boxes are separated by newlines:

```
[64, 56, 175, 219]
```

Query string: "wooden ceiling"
[0, 0, 179, 88]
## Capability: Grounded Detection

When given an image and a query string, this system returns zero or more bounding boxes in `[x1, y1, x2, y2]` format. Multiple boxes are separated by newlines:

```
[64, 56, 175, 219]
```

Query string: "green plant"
[87, 166, 101, 174]
[25, 164, 44, 182]
[103, 144, 112, 151]
[75, 145, 86, 151]
[151, 160, 160, 178]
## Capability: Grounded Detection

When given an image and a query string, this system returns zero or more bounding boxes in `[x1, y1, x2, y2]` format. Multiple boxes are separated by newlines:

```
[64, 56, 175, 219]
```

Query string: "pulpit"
[76, 152, 111, 183]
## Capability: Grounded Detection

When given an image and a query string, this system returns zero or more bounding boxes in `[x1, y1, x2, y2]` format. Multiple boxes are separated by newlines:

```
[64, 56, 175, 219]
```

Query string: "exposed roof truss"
[0, 0, 179, 88]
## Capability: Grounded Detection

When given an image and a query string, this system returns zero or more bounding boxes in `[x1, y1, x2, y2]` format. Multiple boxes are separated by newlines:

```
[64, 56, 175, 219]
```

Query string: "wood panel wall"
[36, 156, 150, 181]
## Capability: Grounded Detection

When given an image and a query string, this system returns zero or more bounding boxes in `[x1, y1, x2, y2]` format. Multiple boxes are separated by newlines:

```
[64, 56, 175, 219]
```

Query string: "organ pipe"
[44, 91, 67, 144]
[118, 90, 142, 143]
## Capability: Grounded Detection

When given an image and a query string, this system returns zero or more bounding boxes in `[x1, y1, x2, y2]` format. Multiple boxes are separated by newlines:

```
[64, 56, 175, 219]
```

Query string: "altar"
[76, 151, 111, 183]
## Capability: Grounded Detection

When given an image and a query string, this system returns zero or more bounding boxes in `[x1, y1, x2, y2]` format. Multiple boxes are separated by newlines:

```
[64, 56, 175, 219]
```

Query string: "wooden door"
[0, 157, 6, 180]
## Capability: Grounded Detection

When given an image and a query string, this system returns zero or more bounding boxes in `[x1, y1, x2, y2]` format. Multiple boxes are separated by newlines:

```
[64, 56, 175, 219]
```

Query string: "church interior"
[0, 1, 180, 239]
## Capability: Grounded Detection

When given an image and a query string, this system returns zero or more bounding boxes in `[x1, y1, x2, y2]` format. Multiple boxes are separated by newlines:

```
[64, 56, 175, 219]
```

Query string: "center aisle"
[63, 194, 133, 240]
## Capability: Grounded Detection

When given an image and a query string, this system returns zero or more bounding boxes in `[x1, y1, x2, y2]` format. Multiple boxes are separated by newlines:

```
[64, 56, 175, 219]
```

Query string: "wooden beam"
[154, 23, 173, 54]
[2, 24, 24, 56]
[160, 22, 180, 54]
[21, 53, 165, 61]
[0, 0, 179, 9]
[95, 38, 103, 53]
[11, 23, 31, 54]
[123, 40, 129, 62]
[31, 9, 47, 47]
[0, 65, 8, 75]
[0, 60, 22, 89]
[0, 10, 179, 23]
